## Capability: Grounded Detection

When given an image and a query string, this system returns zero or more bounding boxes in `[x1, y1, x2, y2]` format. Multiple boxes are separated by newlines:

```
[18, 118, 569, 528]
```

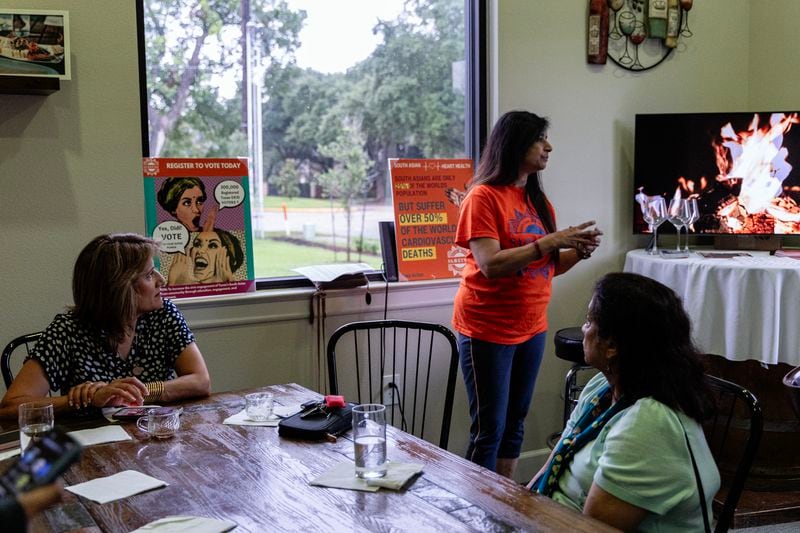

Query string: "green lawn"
[263, 195, 332, 209]
[253, 237, 382, 278]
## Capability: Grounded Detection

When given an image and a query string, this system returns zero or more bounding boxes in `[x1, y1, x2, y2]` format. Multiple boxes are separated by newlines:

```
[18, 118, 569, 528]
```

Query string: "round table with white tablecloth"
[623, 249, 800, 366]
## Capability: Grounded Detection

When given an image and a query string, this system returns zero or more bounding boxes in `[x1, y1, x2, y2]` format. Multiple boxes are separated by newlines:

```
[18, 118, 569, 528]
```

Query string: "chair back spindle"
[2, 332, 43, 388]
[703, 374, 763, 533]
[327, 320, 458, 449]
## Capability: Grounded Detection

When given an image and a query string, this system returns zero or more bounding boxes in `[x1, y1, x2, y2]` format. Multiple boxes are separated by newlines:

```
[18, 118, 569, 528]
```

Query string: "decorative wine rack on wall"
[590, 0, 694, 72]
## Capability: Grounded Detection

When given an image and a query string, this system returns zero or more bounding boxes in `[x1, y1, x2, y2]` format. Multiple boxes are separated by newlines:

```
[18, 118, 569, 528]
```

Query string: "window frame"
[135, 0, 487, 290]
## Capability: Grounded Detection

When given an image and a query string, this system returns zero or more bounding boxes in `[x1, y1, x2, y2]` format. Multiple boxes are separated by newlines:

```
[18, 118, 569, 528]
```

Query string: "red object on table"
[325, 395, 345, 408]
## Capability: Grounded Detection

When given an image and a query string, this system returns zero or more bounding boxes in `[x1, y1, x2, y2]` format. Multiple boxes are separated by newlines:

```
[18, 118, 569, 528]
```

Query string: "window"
[137, 0, 484, 285]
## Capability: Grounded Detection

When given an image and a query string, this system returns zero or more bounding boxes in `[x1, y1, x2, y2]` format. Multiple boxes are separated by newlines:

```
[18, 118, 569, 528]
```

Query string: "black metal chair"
[326, 320, 459, 450]
[1, 332, 42, 388]
[553, 327, 593, 427]
[703, 374, 763, 533]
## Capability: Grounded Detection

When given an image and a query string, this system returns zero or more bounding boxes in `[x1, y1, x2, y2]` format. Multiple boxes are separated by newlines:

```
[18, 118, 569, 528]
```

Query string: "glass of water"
[18, 400, 54, 451]
[245, 392, 274, 421]
[352, 404, 387, 479]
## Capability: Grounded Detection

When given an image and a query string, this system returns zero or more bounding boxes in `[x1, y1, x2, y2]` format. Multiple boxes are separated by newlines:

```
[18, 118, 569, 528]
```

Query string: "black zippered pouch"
[278, 401, 354, 440]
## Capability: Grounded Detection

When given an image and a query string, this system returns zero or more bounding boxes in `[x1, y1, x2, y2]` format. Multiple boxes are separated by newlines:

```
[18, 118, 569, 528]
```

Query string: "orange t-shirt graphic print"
[452, 185, 554, 345]
[507, 207, 552, 282]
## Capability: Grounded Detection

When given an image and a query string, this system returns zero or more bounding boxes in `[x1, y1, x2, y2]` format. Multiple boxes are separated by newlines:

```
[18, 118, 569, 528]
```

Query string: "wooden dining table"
[3, 383, 617, 532]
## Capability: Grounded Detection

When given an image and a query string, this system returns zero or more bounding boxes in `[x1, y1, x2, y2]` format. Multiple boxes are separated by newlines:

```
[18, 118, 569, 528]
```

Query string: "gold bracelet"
[144, 381, 164, 403]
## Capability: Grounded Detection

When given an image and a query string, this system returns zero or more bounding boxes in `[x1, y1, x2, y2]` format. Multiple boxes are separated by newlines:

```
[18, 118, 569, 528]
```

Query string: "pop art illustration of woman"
[157, 177, 206, 232]
[166, 208, 245, 285]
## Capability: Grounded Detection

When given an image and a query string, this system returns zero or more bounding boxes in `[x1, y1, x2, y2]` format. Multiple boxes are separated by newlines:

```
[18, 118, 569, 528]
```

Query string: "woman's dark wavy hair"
[213, 228, 244, 273]
[589, 272, 714, 422]
[71, 234, 160, 347]
[471, 111, 556, 236]
[156, 177, 206, 214]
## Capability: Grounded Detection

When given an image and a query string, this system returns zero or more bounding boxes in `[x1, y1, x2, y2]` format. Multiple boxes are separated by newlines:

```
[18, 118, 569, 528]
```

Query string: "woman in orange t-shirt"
[453, 111, 602, 478]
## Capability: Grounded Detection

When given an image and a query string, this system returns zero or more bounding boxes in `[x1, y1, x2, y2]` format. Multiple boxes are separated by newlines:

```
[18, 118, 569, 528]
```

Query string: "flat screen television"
[633, 111, 800, 235]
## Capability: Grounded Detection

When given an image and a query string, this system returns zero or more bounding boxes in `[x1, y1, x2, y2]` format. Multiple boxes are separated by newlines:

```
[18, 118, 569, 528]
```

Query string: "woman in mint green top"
[529, 273, 720, 532]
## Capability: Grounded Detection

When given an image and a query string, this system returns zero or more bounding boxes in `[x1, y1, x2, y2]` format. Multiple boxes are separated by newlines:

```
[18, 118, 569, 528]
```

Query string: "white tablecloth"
[624, 249, 800, 365]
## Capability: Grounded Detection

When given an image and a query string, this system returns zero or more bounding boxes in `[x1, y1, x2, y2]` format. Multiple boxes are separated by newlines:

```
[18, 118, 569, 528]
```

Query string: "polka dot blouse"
[27, 299, 195, 395]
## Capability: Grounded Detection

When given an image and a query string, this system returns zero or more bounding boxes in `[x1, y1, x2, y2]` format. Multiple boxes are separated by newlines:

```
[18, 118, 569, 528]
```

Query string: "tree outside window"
[141, 0, 468, 279]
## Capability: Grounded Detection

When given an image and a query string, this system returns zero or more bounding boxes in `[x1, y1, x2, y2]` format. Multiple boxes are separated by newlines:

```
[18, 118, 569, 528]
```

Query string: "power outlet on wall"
[382, 374, 401, 405]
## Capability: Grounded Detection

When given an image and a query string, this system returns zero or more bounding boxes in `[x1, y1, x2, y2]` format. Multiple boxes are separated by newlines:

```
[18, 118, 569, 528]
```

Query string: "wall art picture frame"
[0, 9, 70, 79]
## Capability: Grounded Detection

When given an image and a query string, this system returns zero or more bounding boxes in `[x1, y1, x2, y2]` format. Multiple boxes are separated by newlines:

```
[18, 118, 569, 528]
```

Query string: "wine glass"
[617, 11, 636, 65]
[608, 0, 625, 40]
[683, 198, 699, 252]
[642, 196, 667, 255]
[680, 0, 693, 37]
[629, 21, 647, 70]
[668, 198, 687, 251]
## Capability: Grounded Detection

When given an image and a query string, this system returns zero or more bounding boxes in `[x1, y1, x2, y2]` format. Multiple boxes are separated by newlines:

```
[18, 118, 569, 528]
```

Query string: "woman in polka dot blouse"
[0, 233, 211, 418]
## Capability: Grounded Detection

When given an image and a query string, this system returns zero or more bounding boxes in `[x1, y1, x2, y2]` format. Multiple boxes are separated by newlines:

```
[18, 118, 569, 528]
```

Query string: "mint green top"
[551, 373, 720, 532]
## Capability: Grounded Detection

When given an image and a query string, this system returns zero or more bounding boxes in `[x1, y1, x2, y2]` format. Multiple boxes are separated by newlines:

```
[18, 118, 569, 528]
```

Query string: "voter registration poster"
[143, 157, 255, 298]
[389, 159, 472, 281]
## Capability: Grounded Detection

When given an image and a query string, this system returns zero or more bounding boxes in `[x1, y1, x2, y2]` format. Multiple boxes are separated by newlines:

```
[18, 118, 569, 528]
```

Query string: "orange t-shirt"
[452, 184, 555, 345]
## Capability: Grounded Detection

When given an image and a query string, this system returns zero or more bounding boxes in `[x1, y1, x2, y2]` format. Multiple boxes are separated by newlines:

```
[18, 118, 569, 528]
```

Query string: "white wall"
[1, 0, 797, 481]
[1, 1, 143, 346]
[749, 0, 800, 110]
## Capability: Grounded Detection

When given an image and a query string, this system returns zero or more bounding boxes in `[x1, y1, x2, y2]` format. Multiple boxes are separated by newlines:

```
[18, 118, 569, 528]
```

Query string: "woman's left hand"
[214, 248, 234, 282]
[167, 248, 195, 286]
[549, 221, 603, 251]
[576, 242, 599, 260]
[90, 378, 149, 407]
[68, 381, 106, 409]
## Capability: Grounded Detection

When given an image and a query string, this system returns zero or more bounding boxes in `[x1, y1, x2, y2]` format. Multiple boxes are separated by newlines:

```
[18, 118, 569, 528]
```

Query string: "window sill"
[173, 278, 461, 330]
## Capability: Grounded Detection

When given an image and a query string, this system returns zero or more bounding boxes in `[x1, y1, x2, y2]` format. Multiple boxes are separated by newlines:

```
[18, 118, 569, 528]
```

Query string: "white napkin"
[223, 403, 302, 427]
[68, 425, 132, 446]
[130, 515, 236, 533]
[310, 461, 423, 492]
[66, 470, 168, 504]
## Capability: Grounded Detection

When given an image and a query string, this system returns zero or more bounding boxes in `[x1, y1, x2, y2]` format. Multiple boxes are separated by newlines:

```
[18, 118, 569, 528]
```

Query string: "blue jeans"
[458, 331, 546, 472]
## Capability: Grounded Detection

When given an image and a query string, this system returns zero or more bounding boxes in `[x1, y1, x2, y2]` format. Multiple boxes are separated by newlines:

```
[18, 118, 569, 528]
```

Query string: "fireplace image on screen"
[633, 111, 800, 236]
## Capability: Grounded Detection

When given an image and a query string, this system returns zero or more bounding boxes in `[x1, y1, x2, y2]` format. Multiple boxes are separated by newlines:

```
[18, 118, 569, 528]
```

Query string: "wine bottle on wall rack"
[665, 0, 680, 48]
[647, 0, 668, 38]
[587, 0, 608, 64]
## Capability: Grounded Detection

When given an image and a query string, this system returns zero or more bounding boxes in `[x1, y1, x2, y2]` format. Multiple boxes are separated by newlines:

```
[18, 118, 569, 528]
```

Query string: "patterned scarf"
[531, 382, 630, 496]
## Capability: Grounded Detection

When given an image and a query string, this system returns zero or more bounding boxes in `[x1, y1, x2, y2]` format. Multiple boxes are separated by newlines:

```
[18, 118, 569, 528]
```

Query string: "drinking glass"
[668, 198, 687, 251]
[684, 198, 699, 252]
[642, 196, 667, 255]
[136, 407, 182, 439]
[18, 401, 54, 451]
[680, 0, 693, 37]
[617, 11, 636, 65]
[352, 404, 387, 479]
[245, 392, 274, 421]
[608, 0, 625, 40]
[629, 21, 647, 70]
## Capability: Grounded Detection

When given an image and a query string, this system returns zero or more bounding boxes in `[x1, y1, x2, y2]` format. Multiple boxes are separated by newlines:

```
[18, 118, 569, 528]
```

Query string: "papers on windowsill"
[0, 447, 20, 461]
[130, 515, 236, 533]
[310, 461, 423, 492]
[292, 263, 372, 283]
[223, 404, 302, 427]
[68, 425, 132, 446]
[66, 470, 168, 504]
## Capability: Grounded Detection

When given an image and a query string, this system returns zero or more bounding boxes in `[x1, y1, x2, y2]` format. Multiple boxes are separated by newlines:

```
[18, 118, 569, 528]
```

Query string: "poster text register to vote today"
[389, 159, 472, 281]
